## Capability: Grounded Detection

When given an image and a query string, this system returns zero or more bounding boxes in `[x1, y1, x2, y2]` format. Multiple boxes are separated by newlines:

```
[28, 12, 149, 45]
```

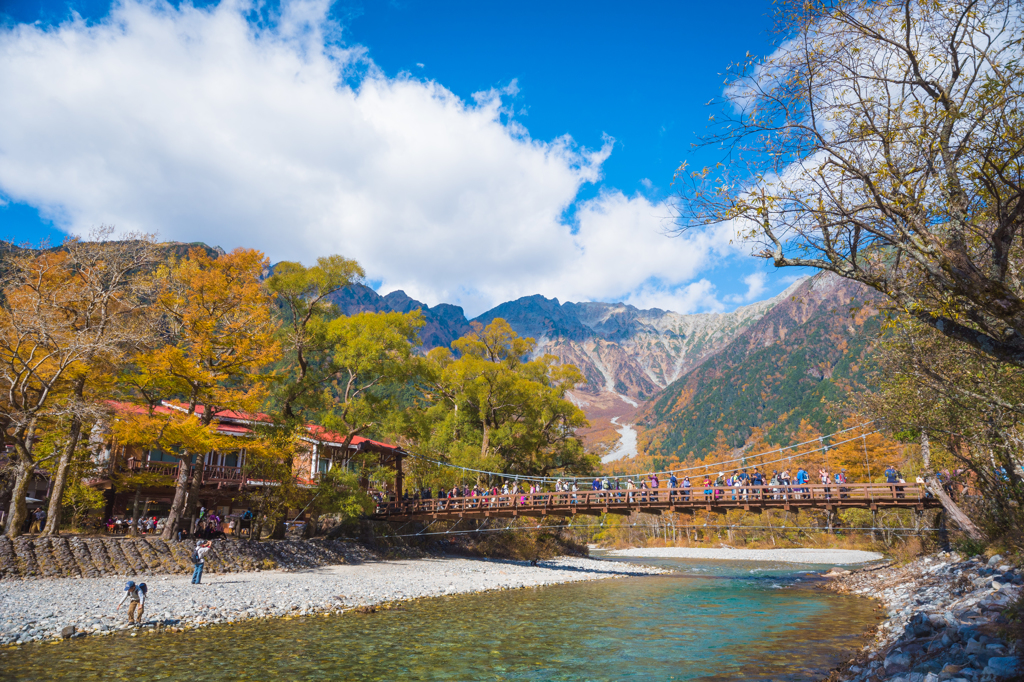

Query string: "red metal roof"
[107, 401, 399, 450]
[303, 424, 400, 452]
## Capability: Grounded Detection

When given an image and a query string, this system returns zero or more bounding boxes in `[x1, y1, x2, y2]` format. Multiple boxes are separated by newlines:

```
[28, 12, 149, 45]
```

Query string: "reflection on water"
[0, 558, 877, 681]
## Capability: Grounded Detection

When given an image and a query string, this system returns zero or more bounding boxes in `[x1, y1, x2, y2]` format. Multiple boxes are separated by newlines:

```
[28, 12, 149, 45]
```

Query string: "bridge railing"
[374, 482, 930, 517]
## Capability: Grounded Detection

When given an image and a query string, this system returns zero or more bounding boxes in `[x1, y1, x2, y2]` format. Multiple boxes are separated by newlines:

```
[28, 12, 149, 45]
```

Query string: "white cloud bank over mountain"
[0, 0, 746, 316]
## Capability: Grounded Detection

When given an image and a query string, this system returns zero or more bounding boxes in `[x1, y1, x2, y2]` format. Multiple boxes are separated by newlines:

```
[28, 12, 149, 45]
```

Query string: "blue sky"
[0, 0, 806, 315]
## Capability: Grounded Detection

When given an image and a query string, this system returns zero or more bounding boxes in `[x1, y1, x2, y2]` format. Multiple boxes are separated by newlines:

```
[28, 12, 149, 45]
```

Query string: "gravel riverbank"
[0, 555, 666, 647]
[607, 547, 884, 564]
[825, 552, 1022, 681]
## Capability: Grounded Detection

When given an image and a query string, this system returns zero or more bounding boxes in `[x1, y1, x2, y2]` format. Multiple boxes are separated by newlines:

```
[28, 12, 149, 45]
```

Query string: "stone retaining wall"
[0, 536, 377, 580]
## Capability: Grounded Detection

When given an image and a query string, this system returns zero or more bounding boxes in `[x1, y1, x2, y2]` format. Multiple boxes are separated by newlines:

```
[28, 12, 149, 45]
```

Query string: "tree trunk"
[129, 488, 140, 537]
[43, 379, 87, 536]
[481, 420, 490, 459]
[921, 430, 931, 469]
[271, 515, 286, 540]
[4, 458, 32, 539]
[161, 456, 191, 540]
[185, 459, 204, 535]
[923, 475, 984, 541]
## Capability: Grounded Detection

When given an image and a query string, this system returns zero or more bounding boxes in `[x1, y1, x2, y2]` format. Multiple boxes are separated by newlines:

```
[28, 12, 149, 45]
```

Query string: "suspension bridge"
[373, 483, 941, 521]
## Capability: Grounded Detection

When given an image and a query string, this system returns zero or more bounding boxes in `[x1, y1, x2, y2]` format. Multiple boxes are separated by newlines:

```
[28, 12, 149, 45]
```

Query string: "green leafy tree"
[265, 256, 365, 421]
[423, 319, 595, 479]
[319, 310, 424, 452]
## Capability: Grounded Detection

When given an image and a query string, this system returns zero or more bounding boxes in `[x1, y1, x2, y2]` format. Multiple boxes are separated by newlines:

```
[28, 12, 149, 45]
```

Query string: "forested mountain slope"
[638, 273, 883, 465]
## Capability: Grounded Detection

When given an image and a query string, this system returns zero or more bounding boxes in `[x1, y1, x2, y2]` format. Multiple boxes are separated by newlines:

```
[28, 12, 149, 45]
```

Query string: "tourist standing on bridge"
[885, 465, 900, 499]
[795, 468, 810, 498]
[781, 469, 792, 496]
[835, 469, 849, 498]
[682, 476, 691, 500]
[669, 473, 678, 500]
[751, 470, 764, 499]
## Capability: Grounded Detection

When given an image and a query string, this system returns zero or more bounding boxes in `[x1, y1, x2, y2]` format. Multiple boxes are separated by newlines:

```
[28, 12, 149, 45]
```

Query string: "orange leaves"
[135, 247, 281, 421]
[111, 408, 222, 458]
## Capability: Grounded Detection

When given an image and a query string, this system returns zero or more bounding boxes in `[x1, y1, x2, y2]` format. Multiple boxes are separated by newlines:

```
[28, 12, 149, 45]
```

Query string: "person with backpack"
[191, 540, 212, 585]
[795, 468, 810, 498]
[116, 581, 147, 625]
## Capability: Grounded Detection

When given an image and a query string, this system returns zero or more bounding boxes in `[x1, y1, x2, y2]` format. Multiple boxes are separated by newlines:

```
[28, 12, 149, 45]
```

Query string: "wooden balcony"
[119, 459, 247, 488]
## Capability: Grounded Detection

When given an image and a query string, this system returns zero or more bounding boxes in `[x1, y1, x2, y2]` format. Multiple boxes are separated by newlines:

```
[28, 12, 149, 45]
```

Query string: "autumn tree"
[40, 231, 159, 535]
[423, 319, 594, 479]
[676, 0, 1024, 366]
[0, 242, 152, 539]
[861, 318, 1023, 540]
[121, 248, 280, 540]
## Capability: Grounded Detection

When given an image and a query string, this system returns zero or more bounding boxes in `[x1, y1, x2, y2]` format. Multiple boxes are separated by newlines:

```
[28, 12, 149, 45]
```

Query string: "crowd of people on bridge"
[377, 464, 937, 510]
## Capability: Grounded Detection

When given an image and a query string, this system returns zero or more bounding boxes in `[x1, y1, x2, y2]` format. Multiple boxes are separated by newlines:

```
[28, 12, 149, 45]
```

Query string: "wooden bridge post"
[394, 452, 403, 500]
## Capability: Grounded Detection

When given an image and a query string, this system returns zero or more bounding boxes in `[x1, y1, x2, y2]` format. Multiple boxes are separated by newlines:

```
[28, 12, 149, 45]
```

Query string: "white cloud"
[0, 0, 742, 316]
[724, 271, 768, 304]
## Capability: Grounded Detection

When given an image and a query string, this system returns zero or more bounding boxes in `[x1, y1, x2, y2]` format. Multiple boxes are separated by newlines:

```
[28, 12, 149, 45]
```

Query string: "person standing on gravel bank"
[116, 581, 147, 624]
[192, 540, 212, 584]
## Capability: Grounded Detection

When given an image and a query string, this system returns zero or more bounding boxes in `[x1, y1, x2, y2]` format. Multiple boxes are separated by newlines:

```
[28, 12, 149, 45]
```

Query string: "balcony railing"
[120, 459, 246, 486]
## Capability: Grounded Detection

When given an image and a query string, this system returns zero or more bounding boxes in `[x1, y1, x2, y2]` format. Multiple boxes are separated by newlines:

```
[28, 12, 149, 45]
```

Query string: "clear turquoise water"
[0, 557, 878, 681]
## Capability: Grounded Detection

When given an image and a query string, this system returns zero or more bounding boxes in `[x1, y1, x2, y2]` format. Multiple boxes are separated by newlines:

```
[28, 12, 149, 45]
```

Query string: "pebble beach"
[826, 552, 1022, 681]
[0, 555, 666, 646]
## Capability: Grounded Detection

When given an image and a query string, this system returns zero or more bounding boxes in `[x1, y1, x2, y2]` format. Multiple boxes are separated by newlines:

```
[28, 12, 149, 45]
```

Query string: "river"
[0, 557, 877, 681]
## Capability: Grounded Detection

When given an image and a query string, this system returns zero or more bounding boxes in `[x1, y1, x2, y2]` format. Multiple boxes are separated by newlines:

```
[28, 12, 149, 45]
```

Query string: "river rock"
[60, 625, 75, 639]
[885, 652, 913, 674]
[964, 638, 986, 655]
[981, 656, 1020, 680]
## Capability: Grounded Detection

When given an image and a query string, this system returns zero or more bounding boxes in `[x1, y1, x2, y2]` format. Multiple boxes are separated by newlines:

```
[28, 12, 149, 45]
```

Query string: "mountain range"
[327, 273, 883, 463]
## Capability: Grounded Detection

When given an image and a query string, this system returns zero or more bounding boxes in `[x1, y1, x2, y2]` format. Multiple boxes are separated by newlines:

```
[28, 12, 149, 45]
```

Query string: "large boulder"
[981, 657, 1020, 680]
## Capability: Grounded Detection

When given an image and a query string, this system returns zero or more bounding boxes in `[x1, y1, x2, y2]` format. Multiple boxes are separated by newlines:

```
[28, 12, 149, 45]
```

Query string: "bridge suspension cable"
[401, 421, 878, 484]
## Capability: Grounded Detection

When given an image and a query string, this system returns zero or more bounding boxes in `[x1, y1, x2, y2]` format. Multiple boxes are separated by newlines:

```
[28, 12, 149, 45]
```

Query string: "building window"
[224, 453, 239, 468]
[318, 458, 331, 474]
[148, 448, 177, 463]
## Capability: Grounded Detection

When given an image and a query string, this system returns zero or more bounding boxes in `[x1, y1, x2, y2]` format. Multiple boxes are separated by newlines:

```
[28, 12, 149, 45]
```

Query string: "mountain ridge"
[638, 272, 883, 464]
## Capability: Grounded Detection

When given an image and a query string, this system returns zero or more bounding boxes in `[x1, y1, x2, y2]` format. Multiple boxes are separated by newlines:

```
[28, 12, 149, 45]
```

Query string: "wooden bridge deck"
[373, 483, 941, 521]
